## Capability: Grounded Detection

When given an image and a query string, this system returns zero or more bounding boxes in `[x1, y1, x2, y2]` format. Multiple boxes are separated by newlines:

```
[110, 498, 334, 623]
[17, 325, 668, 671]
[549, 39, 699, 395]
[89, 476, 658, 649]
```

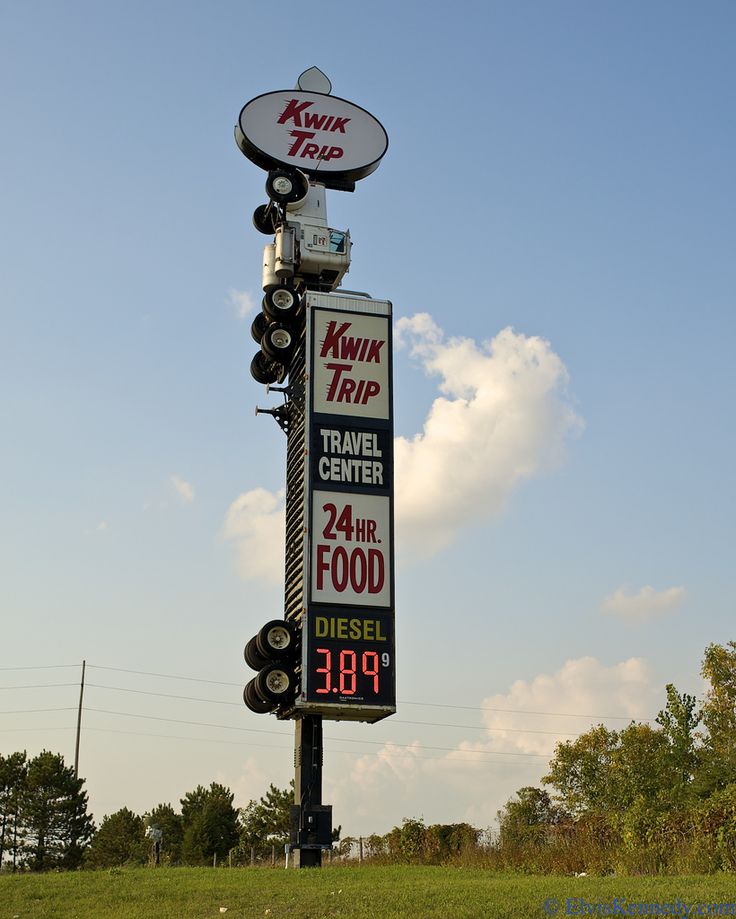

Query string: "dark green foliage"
[697, 641, 736, 794]
[85, 808, 147, 868]
[180, 783, 239, 865]
[497, 786, 565, 850]
[145, 802, 183, 865]
[18, 751, 94, 871]
[239, 781, 293, 858]
[0, 751, 27, 870]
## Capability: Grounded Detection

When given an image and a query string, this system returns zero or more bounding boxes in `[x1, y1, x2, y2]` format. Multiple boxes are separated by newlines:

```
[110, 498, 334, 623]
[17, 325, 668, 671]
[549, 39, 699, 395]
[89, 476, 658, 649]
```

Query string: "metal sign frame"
[290, 291, 395, 722]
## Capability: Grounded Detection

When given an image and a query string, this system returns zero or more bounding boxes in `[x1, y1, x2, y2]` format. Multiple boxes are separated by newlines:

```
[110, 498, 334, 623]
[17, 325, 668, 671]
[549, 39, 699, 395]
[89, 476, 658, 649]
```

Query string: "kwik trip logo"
[278, 99, 350, 163]
[314, 312, 390, 418]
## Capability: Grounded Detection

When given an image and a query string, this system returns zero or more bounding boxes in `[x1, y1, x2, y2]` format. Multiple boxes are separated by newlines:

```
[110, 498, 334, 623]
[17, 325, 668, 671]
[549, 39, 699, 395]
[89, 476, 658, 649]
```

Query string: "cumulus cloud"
[223, 487, 285, 585]
[170, 475, 195, 504]
[602, 584, 686, 621]
[228, 288, 257, 320]
[394, 314, 582, 556]
[324, 654, 658, 835]
[224, 313, 581, 582]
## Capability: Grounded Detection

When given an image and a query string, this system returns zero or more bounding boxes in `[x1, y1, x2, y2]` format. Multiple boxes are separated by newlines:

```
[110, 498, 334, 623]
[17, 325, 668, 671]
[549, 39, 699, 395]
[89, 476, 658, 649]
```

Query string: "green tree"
[86, 808, 147, 868]
[180, 783, 239, 865]
[656, 683, 700, 800]
[609, 722, 672, 809]
[145, 803, 183, 865]
[19, 751, 94, 870]
[239, 782, 293, 855]
[497, 787, 564, 850]
[0, 751, 27, 871]
[697, 642, 736, 794]
[543, 725, 619, 816]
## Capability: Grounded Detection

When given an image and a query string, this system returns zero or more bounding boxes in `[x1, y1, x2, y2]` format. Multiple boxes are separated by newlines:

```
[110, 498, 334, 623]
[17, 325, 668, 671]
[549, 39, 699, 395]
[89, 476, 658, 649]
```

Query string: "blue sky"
[2, 1, 735, 834]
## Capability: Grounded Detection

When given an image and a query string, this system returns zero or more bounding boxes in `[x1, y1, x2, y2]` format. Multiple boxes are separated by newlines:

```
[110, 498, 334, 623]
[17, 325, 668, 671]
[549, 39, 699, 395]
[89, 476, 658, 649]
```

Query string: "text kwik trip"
[319, 320, 386, 405]
[278, 99, 351, 162]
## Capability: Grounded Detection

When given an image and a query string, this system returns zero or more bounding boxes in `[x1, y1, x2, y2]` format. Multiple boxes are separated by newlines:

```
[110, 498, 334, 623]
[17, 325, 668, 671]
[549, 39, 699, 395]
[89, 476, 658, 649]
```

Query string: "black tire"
[250, 312, 271, 345]
[243, 679, 272, 714]
[255, 663, 297, 705]
[252, 203, 278, 235]
[256, 619, 298, 659]
[261, 324, 295, 362]
[249, 351, 285, 385]
[262, 285, 300, 322]
[244, 636, 269, 671]
[265, 168, 309, 206]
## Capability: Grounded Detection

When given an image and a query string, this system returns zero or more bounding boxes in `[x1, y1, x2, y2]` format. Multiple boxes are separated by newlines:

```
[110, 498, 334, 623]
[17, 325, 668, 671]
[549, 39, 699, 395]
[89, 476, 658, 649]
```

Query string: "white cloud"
[170, 475, 195, 504]
[225, 313, 581, 582]
[229, 288, 257, 320]
[394, 314, 583, 557]
[223, 487, 285, 585]
[323, 655, 658, 836]
[602, 584, 686, 620]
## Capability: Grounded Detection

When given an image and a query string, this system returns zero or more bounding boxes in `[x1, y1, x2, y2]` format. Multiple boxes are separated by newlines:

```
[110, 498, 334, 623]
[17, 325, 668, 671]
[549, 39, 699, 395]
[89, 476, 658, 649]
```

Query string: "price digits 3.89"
[315, 647, 390, 695]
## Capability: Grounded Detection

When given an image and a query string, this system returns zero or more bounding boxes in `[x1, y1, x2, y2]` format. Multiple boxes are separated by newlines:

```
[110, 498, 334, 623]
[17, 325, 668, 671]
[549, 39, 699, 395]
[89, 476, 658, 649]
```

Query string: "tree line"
[3, 640, 736, 873]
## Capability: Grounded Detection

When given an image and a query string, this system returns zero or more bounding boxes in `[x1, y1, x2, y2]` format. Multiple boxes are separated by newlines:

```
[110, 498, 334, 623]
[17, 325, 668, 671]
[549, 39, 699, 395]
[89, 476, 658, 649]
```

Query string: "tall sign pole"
[235, 69, 394, 867]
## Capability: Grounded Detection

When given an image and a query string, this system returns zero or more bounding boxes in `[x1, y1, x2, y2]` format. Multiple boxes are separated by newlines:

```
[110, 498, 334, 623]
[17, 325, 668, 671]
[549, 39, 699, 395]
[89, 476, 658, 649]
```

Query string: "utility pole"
[74, 659, 86, 778]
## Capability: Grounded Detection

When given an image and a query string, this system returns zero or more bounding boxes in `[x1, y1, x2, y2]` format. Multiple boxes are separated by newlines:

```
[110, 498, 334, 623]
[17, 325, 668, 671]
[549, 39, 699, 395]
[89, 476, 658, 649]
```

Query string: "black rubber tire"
[254, 664, 297, 705]
[253, 203, 278, 235]
[244, 636, 269, 672]
[265, 168, 309, 206]
[261, 324, 295, 362]
[256, 619, 298, 659]
[243, 679, 272, 714]
[262, 285, 300, 322]
[249, 351, 285, 385]
[250, 311, 271, 345]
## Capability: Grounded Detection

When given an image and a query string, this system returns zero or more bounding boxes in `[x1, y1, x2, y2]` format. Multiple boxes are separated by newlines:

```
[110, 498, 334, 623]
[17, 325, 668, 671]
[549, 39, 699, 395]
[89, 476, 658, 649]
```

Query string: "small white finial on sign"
[296, 67, 332, 94]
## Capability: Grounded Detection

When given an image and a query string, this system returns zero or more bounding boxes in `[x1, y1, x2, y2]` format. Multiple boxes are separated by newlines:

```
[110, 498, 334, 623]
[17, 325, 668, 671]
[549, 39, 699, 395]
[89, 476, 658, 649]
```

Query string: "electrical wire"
[82, 707, 553, 757]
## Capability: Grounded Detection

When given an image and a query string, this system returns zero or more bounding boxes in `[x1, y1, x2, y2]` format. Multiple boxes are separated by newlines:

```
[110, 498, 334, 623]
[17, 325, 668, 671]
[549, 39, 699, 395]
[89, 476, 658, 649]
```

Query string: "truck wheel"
[255, 664, 297, 705]
[266, 169, 308, 206]
[262, 285, 300, 321]
[253, 203, 278, 235]
[261, 325, 295, 362]
[250, 351, 285, 385]
[256, 620, 298, 659]
[250, 311, 271, 345]
[244, 679, 272, 714]
[244, 636, 269, 671]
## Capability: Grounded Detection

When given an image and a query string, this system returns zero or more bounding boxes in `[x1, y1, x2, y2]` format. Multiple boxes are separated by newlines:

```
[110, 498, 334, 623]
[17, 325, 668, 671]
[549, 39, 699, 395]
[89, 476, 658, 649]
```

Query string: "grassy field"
[2, 866, 736, 919]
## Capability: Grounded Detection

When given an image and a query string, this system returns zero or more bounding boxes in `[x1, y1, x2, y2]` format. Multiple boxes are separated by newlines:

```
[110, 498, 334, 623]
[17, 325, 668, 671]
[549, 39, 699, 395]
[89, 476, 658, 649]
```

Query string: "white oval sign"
[235, 91, 388, 184]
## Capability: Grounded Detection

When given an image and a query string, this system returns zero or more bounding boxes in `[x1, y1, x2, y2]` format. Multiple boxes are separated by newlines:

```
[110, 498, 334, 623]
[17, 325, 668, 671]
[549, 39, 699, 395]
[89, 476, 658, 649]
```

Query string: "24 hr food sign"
[310, 307, 393, 607]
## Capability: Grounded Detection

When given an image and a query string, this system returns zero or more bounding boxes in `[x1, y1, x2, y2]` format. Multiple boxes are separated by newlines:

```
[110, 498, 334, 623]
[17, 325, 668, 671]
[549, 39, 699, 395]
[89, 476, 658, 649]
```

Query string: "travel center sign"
[235, 91, 389, 184]
[309, 307, 393, 608]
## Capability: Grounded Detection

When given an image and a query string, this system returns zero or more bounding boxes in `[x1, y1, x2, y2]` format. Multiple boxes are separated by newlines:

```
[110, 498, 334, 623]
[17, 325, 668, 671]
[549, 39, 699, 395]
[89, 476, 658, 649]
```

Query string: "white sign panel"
[236, 91, 388, 183]
[312, 310, 390, 419]
[311, 491, 391, 607]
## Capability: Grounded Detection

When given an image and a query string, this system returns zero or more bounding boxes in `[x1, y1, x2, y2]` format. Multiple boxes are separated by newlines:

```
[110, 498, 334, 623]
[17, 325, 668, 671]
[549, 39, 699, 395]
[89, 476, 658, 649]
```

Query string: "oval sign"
[235, 91, 388, 184]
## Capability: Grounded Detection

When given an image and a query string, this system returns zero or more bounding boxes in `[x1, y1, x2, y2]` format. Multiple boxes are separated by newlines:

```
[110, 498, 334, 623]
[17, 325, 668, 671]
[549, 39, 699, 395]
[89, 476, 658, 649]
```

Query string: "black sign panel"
[305, 608, 395, 707]
[310, 420, 392, 493]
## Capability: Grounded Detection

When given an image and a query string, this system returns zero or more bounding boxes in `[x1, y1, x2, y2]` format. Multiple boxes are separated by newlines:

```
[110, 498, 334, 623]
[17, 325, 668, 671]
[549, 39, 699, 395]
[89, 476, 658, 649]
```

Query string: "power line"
[82, 707, 553, 758]
[87, 664, 238, 687]
[0, 662, 656, 723]
[82, 684, 580, 735]
[81, 726, 543, 767]
[85, 664, 651, 721]
[0, 664, 79, 671]
[0, 707, 77, 715]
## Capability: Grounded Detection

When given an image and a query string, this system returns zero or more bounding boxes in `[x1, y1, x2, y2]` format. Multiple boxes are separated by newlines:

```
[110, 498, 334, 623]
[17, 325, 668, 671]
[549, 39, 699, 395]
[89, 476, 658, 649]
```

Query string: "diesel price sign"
[298, 293, 395, 722]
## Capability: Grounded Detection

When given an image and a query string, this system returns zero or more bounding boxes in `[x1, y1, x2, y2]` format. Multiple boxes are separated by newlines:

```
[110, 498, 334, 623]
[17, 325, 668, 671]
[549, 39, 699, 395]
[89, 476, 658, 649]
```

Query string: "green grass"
[2, 866, 736, 919]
